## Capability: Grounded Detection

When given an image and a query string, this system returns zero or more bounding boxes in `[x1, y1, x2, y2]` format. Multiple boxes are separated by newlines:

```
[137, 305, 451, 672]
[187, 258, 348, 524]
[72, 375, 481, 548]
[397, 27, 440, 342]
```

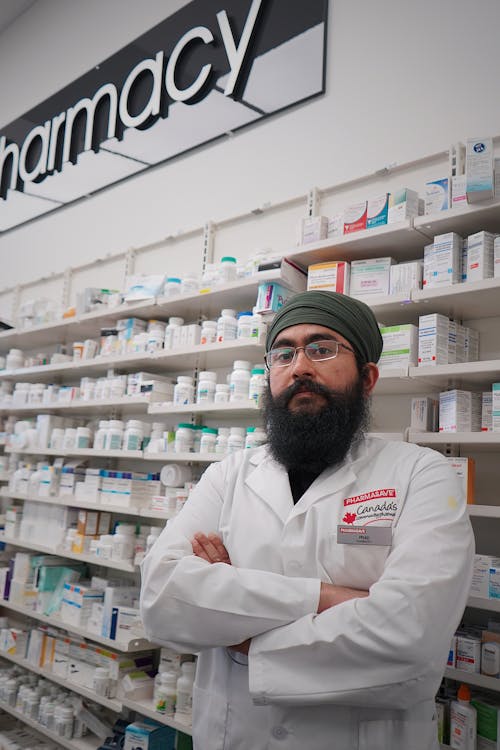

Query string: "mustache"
[274, 378, 338, 408]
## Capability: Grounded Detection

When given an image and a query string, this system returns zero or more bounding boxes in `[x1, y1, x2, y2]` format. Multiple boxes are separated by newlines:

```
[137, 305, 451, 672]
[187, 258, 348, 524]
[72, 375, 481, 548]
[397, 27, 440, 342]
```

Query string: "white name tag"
[337, 524, 392, 546]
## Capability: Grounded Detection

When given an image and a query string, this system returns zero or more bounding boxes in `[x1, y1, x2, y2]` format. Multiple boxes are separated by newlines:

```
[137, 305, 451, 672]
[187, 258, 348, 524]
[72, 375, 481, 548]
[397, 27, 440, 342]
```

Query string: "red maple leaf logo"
[342, 512, 357, 524]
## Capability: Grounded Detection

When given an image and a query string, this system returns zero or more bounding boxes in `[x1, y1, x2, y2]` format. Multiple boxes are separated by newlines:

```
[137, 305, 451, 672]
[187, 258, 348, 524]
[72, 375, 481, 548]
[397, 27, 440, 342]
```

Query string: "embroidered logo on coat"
[342, 488, 398, 526]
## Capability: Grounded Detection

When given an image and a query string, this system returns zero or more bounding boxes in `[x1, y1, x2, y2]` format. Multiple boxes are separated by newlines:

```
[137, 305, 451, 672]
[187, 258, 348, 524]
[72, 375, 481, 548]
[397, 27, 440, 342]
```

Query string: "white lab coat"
[140, 437, 474, 750]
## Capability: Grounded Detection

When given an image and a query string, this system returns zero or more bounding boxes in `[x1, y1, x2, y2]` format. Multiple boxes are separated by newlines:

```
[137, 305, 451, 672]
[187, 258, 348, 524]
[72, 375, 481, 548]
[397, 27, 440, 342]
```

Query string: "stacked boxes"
[366, 194, 389, 228]
[388, 188, 419, 223]
[424, 178, 450, 213]
[410, 397, 439, 432]
[343, 201, 367, 234]
[446, 457, 475, 504]
[423, 233, 462, 288]
[466, 137, 494, 203]
[350, 257, 394, 299]
[439, 390, 481, 433]
[493, 383, 500, 432]
[307, 261, 350, 294]
[466, 231, 497, 282]
[379, 324, 418, 370]
[389, 260, 423, 296]
[418, 314, 450, 366]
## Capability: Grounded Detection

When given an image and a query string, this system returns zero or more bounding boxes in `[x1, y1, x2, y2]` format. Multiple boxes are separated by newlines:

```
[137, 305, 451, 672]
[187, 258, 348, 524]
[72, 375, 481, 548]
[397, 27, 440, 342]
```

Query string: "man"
[140, 290, 474, 750]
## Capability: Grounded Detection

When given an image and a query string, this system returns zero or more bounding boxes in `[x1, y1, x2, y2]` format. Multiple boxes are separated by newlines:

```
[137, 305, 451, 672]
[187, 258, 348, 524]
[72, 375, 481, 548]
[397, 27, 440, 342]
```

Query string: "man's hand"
[191, 532, 231, 565]
[317, 582, 369, 613]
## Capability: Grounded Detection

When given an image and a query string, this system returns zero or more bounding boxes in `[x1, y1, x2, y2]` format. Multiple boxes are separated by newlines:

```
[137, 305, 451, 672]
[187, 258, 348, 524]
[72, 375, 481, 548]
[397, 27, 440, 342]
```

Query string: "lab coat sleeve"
[248, 449, 475, 709]
[140, 459, 320, 653]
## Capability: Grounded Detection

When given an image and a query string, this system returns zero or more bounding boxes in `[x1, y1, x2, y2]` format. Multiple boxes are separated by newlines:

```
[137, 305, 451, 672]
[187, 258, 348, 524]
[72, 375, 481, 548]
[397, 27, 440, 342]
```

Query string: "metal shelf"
[412, 276, 500, 321]
[120, 697, 192, 735]
[0, 395, 151, 416]
[148, 399, 261, 417]
[408, 431, 500, 450]
[5, 446, 143, 459]
[0, 533, 137, 573]
[444, 666, 500, 692]
[468, 504, 500, 518]
[414, 196, 500, 239]
[466, 596, 500, 612]
[0, 599, 153, 653]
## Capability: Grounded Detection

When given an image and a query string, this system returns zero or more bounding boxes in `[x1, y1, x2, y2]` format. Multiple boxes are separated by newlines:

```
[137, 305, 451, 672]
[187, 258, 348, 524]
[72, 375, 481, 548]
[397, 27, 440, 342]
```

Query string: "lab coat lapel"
[244, 452, 294, 523]
[289, 461, 358, 518]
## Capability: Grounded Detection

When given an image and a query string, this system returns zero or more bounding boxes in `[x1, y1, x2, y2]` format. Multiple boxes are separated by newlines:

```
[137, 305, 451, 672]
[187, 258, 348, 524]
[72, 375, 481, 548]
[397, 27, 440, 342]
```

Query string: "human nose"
[290, 346, 315, 377]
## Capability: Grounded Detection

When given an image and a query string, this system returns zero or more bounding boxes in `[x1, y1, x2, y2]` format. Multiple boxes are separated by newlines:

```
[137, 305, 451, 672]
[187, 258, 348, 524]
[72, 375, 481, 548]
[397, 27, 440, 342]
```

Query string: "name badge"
[337, 524, 392, 546]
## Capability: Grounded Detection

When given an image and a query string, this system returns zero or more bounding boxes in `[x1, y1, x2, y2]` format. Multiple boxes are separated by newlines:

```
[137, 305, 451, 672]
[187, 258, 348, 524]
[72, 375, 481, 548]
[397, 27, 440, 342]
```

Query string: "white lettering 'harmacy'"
[344, 488, 397, 507]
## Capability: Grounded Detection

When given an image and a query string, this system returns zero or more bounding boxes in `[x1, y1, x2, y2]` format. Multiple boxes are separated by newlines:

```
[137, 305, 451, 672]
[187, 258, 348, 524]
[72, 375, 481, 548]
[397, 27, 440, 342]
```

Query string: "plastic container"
[216, 309, 238, 343]
[196, 371, 217, 403]
[164, 277, 182, 297]
[219, 256, 238, 284]
[147, 320, 166, 353]
[249, 309, 267, 340]
[93, 421, 109, 450]
[62, 427, 77, 450]
[227, 426, 246, 453]
[160, 463, 192, 487]
[123, 420, 143, 451]
[6, 349, 24, 369]
[215, 427, 230, 454]
[173, 375, 195, 406]
[174, 423, 195, 453]
[450, 683, 476, 749]
[245, 426, 267, 449]
[249, 366, 266, 407]
[112, 524, 136, 562]
[93, 667, 111, 698]
[50, 427, 65, 450]
[192, 424, 203, 453]
[156, 671, 177, 716]
[76, 426, 92, 449]
[175, 662, 196, 718]
[164, 317, 184, 349]
[229, 360, 252, 402]
[237, 312, 253, 339]
[106, 420, 124, 450]
[200, 427, 218, 453]
[214, 383, 230, 404]
[200, 320, 217, 344]
[72, 342, 84, 361]
[55, 705, 74, 739]
[180, 273, 199, 295]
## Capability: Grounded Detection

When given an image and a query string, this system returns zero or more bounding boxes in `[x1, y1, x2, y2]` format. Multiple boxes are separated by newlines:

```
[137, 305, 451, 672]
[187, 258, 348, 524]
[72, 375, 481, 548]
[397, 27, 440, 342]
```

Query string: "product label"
[336, 525, 392, 546]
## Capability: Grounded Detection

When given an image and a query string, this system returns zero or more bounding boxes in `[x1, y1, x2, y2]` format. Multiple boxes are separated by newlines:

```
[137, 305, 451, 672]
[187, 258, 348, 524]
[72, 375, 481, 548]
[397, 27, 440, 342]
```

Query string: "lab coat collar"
[245, 437, 371, 523]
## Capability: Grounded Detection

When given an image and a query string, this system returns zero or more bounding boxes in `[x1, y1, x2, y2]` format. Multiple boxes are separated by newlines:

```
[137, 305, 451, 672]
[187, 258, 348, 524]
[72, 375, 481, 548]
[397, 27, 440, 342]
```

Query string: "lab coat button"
[272, 726, 288, 739]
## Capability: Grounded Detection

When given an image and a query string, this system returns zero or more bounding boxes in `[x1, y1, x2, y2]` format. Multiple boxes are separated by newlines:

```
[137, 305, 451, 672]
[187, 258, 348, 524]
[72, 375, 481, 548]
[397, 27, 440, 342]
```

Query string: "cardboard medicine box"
[307, 261, 350, 294]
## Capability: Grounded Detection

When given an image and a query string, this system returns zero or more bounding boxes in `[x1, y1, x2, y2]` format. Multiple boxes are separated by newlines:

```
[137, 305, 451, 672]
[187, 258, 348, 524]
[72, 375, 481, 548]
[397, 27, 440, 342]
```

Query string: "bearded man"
[140, 290, 474, 750]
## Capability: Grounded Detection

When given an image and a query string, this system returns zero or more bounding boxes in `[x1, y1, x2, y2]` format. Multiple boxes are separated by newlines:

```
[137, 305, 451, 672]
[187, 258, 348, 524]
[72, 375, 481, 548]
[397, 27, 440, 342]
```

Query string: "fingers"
[191, 532, 231, 564]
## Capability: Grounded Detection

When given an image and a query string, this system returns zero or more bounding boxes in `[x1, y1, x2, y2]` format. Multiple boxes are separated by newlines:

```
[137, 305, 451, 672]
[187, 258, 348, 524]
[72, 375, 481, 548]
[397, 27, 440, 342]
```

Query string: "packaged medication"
[327, 213, 343, 239]
[471, 555, 492, 598]
[349, 257, 394, 298]
[343, 201, 367, 234]
[493, 383, 500, 432]
[439, 390, 481, 433]
[481, 642, 500, 678]
[216, 309, 238, 342]
[307, 261, 350, 294]
[196, 371, 217, 403]
[379, 324, 418, 370]
[389, 261, 423, 297]
[423, 232, 462, 288]
[450, 684, 477, 748]
[495, 236, 500, 278]
[455, 636, 481, 673]
[466, 230, 496, 282]
[248, 366, 266, 407]
[366, 193, 389, 228]
[424, 178, 450, 214]
[218, 256, 237, 283]
[388, 188, 419, 223]
[418, 313, 450, 366]
[299, 216, 329, 244]
[255, 282, 294, 314]
[490, 560, 500, 599]
[451, 174, 467, 208]
[482, 392, 493, 431]
[164, 317, 184, 349]
[410, 397, 439, 432]
[471, 697, 500, 749]
[464, 327, 480, 363]
[229, 360, 252, 402]
[446, 457, 475, 504]
[173, 375, 195, 406]
[466, 137, 494, 202]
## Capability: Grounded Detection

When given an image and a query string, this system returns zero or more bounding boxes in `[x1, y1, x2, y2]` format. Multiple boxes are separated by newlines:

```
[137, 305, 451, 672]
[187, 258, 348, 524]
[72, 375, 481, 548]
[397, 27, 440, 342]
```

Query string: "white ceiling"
[0, 0, 37, 36]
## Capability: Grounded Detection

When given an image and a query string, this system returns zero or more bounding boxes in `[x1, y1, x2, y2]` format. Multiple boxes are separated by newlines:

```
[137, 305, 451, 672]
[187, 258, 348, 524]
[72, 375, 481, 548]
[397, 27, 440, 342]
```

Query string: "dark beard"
[263, 375, 370, 473]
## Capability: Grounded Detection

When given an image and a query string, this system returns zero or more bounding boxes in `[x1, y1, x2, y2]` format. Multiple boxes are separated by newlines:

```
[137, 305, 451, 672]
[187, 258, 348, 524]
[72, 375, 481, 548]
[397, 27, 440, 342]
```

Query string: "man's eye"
[276, 349, 294, 362]
[310, 345, 332, 356]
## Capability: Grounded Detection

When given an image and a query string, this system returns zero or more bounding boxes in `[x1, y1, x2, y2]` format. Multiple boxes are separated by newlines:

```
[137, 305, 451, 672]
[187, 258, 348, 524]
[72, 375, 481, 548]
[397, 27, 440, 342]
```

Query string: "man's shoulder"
[363, 434, 447, 468]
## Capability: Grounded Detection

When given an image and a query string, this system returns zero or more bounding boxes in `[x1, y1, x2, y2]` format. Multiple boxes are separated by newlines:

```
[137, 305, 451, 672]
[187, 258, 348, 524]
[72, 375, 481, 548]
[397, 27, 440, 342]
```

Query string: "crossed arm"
[191, 531, 369, 654]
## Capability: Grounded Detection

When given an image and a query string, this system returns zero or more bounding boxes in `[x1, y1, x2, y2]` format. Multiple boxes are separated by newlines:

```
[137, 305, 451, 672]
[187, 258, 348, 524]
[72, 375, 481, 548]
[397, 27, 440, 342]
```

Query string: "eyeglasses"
[265, 339, 355, 369]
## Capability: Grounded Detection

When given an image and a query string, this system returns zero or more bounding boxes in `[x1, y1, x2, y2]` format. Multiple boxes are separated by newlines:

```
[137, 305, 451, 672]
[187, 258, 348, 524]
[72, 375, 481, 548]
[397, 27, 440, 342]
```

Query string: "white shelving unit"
[1, 194, 500, 744]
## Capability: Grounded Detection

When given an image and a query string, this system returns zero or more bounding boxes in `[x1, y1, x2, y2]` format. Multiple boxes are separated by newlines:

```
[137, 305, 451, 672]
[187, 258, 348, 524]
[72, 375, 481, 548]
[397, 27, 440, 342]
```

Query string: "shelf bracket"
[306, 187, 321, 217]
[124, 248, 137, 286]
[201, 221, 215, 274]
[61, 267, 72, 313]
[11, 285, 21, 327]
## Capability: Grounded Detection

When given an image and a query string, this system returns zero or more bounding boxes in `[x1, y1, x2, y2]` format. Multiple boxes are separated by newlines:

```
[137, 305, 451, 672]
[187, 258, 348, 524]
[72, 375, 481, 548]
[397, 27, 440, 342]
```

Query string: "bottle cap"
[457, 684, 471, 701]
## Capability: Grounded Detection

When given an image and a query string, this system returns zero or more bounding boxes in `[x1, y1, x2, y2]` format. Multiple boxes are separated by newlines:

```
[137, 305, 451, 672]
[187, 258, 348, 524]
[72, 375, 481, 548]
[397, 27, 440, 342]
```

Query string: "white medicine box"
[307, 261, 350, 294]
[379, 324, 418, 370]
[350, 257, 394, 298]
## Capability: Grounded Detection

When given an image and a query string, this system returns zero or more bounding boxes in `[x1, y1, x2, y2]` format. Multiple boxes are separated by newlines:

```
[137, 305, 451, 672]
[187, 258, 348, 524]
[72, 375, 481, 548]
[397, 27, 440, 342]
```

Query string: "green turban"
[265, 290, 383, 365]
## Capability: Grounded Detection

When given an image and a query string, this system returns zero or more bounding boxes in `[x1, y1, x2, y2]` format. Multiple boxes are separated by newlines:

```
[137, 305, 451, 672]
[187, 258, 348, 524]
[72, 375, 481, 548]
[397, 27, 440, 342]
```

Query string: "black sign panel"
[0, 0, 328, 232]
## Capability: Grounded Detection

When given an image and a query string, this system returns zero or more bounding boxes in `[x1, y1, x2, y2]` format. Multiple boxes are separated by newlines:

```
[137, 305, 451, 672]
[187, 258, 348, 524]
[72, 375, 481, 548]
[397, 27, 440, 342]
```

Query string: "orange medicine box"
[307, 261, 350, 294]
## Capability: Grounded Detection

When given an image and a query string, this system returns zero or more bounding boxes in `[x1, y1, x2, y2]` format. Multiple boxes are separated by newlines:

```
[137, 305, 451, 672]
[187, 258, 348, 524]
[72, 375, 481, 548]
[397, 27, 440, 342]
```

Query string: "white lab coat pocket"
[330, 532, 392, 589]
[192, 684, 229, 750]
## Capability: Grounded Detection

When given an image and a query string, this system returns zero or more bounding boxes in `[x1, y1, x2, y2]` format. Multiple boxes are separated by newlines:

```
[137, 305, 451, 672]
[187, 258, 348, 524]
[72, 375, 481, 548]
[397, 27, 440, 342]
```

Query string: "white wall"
[1, 0, 500, 291]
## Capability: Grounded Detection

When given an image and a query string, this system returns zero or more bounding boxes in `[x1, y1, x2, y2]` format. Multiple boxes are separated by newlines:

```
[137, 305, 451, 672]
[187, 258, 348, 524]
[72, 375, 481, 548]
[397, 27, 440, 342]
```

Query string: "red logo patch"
[344, 488, 396, 507]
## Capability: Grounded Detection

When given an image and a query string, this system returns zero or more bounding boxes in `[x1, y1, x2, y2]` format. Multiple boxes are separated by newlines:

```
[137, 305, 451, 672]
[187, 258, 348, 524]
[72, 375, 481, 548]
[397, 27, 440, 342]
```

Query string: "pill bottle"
[93, 667, 111, 698]
[196, 371, 217, 403]
[215, 427, 230, 454]
[63, 427, 77, 450]
[146, 526, 162, 556]
[481, 642, 500, 677]
[200, 427, 218, 453]
[245, 427, 267, 449]
[93, 421, 109, 450]
[216, 309, 238, 343]
[112, 524, 136, 561]
[174, 423, 195, 453]
[227, 426, 246, 453]
[175, 662, 196, 718]
[164, 277, 182, 297]
[214, 383, 230, 404]
[200, 320, 217, 344]
[250, 308, 267, 340]
[50, 427, 65, 450]
[106, 420, 124, 450]
[72, 342, 84, 361]
[248, 366, 266, 407]
[219, 256, 237, 284]
[229, 360, 252, 401]
[6, 349, 24, 369]
[237, 312, 253, 339]
[76, 426, 92, 449]
[160, 463, 193, 487]
[156, 671, 177, 716]
[173, 375, 195, 405]
[96, 534, 114, 560]
[123, 420, 144, 451]
[147, 320, 166, 353]
[164, 317, 184, 349]
[56, 706, 74, 738]
[180, 273, 199, 295]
